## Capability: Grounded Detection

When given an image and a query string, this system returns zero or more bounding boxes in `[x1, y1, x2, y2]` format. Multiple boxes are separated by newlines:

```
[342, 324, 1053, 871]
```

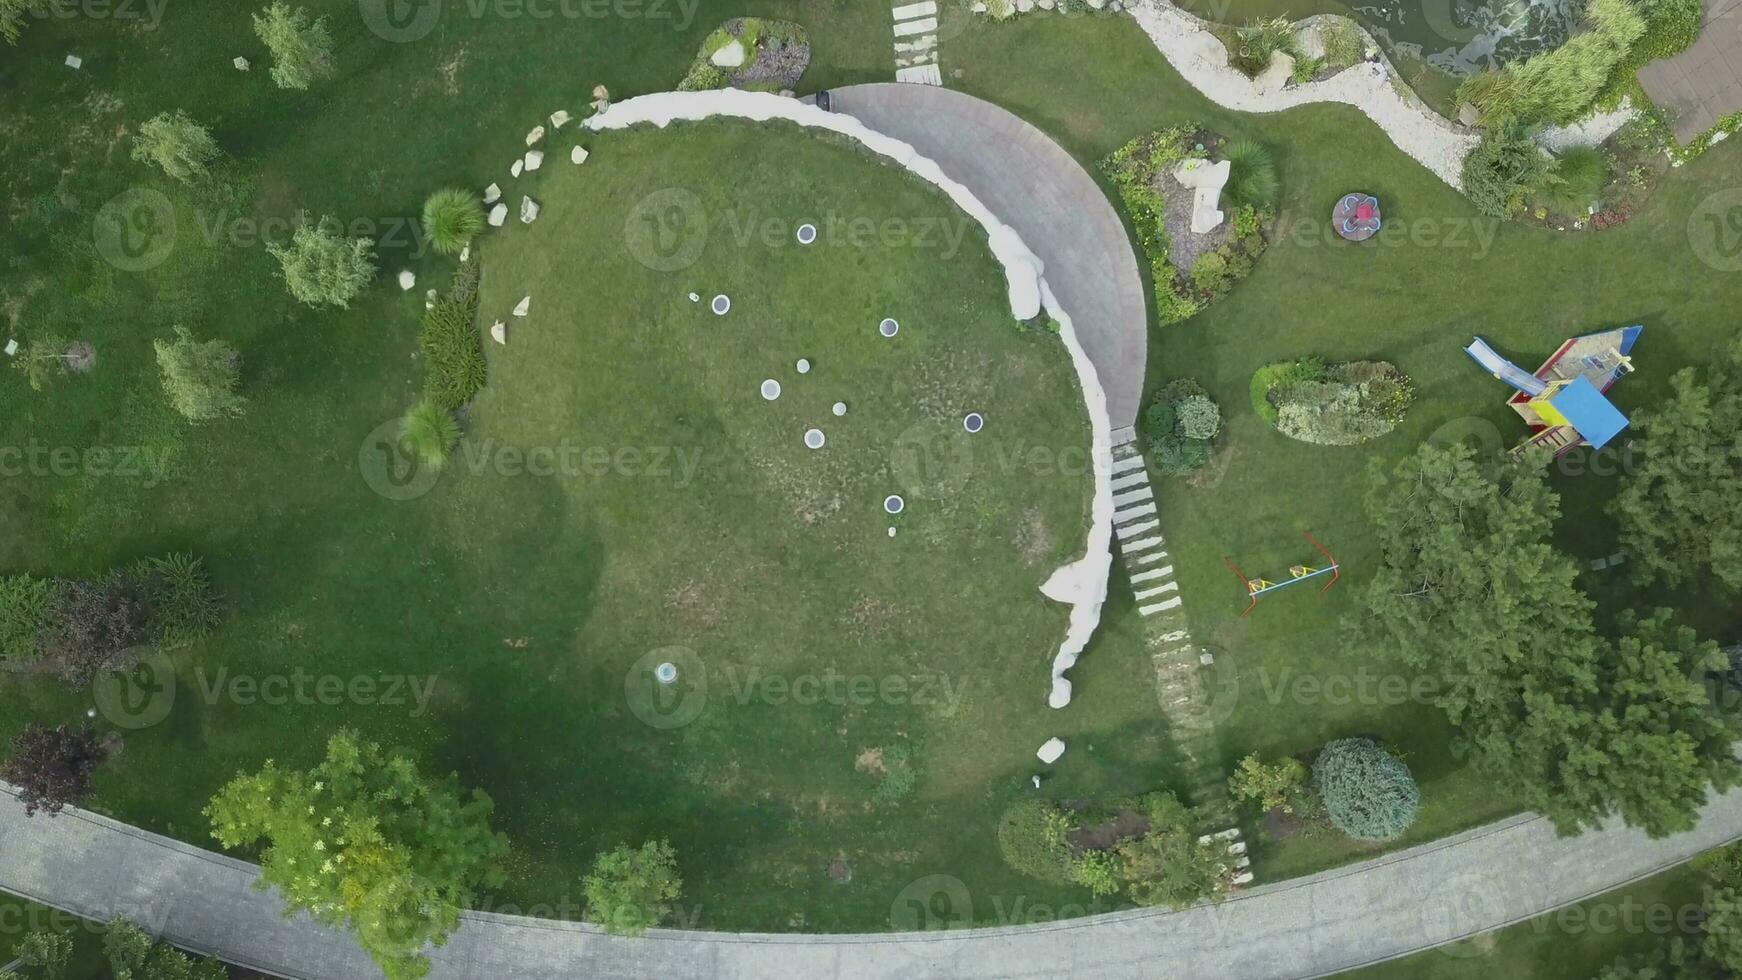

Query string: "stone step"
[894, 36, 936, 53]
[1114, 501, 1157, 524]
[893, 16, 937, 37]
[1110, 425, 1138, 448]
[1122, 534, 1164, 553]
[1112, 485, 1155, 508]
[1128, 548, 1169, 566]
[1110, 453, 1146, 475]
[1116, 519, 1160, 540]
[892, 0, 938, 18]
[1139, 596, 1184, 615]
[1110, 470, 1149, 492]
[895, 50, 937, 67]
[1128, 567, 1172, 584]
[894, 63, 942, 84]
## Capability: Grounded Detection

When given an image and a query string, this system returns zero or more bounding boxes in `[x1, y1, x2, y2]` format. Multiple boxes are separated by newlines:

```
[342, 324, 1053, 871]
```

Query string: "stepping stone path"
[891, 0, 942, 86]
[1108, 425, 1235, 828]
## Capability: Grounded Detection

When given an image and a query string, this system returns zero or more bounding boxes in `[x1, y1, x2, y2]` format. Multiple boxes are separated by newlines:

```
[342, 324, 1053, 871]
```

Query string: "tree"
[1176, 394, 1221, 440]
[1609, 341, 1742, 593]
[0, 0, 51, 45]
[583, 840, 682, 937]
[104, 919, 227, 980]
[252, 2, 334, 90]
[1228, 754, 1309, 814]
[1115, 791, 1230, 908]
[421, 189, 485, 256]
[1701, 887, 1742, 973]
[39, 576, 149, 685]
[14, 929, 73, 979]
[1355, 445, 1741, 836]
[12, 333, 75, 392]
[205, 730, 508, 980]
[1313, 738, 1419, 841]
[0, 724, 106, 816]
[1461, 126, 1558, 217]
[154, 327, 245, 422]
[131, 112, 221, 184]
[267, 220, 376, 309]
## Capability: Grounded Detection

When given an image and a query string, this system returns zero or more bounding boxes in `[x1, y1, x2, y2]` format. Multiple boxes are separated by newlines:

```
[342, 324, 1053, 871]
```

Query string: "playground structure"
[1224, 533, 1340, 617]
[1464, 325, 1643, 458]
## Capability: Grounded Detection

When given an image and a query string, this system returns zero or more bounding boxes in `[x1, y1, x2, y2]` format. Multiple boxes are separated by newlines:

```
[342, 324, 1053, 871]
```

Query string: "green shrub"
[105, 918, 226, 980]
[1457, 69, 1532, 127]
[1152, 435, 1211, 476]
[252, 2, 334, 91]
[1235, 17, 1297, 76]
[677, 61, 730, 91]
[132, 553, 221, 648]
[1261, 359, 1411, 444]
[583, 840, 682, 937]
[995, 800, 1078, 883]
[1155, 279, 1202, 325]
[420, 301, 487, 411]
[154, 326, 246, 422]
[1229, 754, 1309, 813]
[1541, 145, 1611, 214]
[0, 575, 61, 661]
[1116, 791, 1230, 908]
[1222, 139, 1279, 210]
[267, 220, 376, 308]
[1314, 737, 1419, 841]
[1291, 54, 1324, 84]
[15, 929, 72, 977]
[1070, 850, 1122, 896]
[1191, 252, 1231, 295]
[1460, 0, 1644, 126]
[131, 111, 221, 184]
[401, 399, 460, 471]
[870, 743, 918, 804]
[1319, 19, 1363, 67]
[1176, 394, 1221, 440]
[422, 188, 485, 257]
[1461, 127, 1556, 218]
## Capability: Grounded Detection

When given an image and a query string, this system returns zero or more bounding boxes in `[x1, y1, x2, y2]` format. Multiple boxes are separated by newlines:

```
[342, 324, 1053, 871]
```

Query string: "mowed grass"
[951, 14, 1742, 878]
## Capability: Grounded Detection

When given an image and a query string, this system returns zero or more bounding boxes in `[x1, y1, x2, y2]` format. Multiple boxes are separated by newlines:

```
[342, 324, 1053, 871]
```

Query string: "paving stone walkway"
[892, 0, 943, 84]
[1639, 0, 1742, 141]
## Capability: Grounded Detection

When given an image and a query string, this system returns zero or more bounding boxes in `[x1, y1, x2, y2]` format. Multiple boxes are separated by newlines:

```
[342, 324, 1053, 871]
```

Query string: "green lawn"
[950, 13, 1741, 878]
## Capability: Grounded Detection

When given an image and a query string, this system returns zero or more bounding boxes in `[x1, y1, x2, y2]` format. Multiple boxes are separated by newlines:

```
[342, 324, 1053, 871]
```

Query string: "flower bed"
[1250, 358, 1413, 446]
[677, 18, 810, 93]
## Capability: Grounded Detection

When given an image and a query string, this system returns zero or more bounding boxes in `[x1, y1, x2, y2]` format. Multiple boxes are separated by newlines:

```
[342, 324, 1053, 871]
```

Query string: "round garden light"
[711, 294, 731, 315]
[879, 318, 899, 338]
[796, 223, 817, 245]
[804, 428, 826, 449]
[654, 662, 679, 685]
[963, 412, 985, 433]
[760, 379, 781, 401]
[796, 358, 811, 374]
[832, 401, 847, 416]
[883, 494, 905, 515]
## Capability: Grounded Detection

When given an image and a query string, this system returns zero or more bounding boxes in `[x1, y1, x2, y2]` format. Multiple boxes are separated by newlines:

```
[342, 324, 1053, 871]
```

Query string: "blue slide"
[1465, 337, 1547, 397]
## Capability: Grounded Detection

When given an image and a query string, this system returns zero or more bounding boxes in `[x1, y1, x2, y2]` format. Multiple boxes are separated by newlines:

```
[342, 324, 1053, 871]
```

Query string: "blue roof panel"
[1551, 376, 1629, 450]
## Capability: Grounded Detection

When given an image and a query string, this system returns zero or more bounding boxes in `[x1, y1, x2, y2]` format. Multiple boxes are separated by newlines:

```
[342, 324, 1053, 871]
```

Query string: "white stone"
[1036, 738, 1065, 764]
[2, 339, 17, 357]
[525, 125, 545, 146]
[570, 145, 589, 165]
[710, 40, 747, 68]
[549, 110, 572, 129]
[1173, 158, 1231, 234]
[524, 150, 544, 172]
[397, 270, 416, 291]
[513, 296, 530, 317]
[796, 358, 811, 374]
[490, 321, 507, 344]
[487, 203, 508, 227]
[1037, 0, 1054, 8]
[1088, 0, 1105, 8]
[483, 183, 501, 204]
[65, 55, 82, 69]
[688, 292, 700, 302]
[972, 0, 987, 10]
[233, 57, 250, 71]
[888, 527, 897, 538]
[832, 402, 847, 416]
[519, 196, 540, 223]
[424, 288, 438, 309]
[1255, 51, 1295, 95]
[458, 245, 470, 263]
[510, 159, 524, 178]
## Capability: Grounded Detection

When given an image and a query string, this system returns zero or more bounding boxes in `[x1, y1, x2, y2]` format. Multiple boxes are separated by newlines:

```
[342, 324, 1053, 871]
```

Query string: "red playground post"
[1223, 532, 1341, 617]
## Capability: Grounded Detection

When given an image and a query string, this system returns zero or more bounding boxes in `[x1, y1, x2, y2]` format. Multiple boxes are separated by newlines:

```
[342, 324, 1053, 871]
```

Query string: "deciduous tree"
[583, 840, 682, 937]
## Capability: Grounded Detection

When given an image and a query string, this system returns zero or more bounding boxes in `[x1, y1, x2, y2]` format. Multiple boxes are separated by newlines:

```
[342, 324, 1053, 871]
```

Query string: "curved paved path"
[4, 783, 1742, 978]
[830, 83, 1150, 429]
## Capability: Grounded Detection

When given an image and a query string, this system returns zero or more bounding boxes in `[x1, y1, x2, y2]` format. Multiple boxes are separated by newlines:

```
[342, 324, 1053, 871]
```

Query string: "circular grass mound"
[446, 119, 1092, 926]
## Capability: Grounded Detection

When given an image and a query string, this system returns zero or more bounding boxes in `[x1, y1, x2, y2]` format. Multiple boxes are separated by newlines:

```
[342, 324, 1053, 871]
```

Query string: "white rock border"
[587, 91, 1115, 710]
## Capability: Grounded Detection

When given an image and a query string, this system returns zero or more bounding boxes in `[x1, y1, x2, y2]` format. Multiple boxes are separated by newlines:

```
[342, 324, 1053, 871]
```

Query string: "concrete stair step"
[1128, 548, 1169, 565]
[1110, 453, 1146, 475]
[1114, 501, 1157, 523]
[1112, 485, 1155, 508]
[1110, 470, 1150, 491]
[1129, 566, 1171, 584]
[1139, 596, 1184, 615]
[892, 0, 938, 18]
[893, 16, 937, 36]
[894, 63, 943, 84]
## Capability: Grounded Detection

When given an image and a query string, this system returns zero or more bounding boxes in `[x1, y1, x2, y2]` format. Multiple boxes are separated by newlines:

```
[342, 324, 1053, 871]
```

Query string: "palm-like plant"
[400, 399, 460, 470]
[1222, 139, 1279, 210]
[422, 188, 486, 256]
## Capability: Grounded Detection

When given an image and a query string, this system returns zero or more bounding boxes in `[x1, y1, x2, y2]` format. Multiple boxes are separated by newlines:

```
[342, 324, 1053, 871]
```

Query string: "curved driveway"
[829, 83, 1150, 429]
[3, 785, 1741, 978]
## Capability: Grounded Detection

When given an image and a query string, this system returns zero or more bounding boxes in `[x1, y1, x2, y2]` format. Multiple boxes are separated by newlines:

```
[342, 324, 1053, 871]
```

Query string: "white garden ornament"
[510, 159, 524, 179]
[760, 379, 781, 400]
[1173, 158, 1231, 234]
[803, 428, 825, 449]
[490, 321, 507, 344]
[524, 150, 544, 172]
[525, 125, 545, 146]
[397, 270, 416, 291]
[483, 183, 501, 204]
[487, 203, 508, 227]
[512, 296, 530, 317]
[711, 295, 730, 316]
[570, 146, 589, 165]
[519, 196, 540, 223]
[1036, 738, 1066, 764]
[549, 110, 572, 129]
[878, 318, 899, 338]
